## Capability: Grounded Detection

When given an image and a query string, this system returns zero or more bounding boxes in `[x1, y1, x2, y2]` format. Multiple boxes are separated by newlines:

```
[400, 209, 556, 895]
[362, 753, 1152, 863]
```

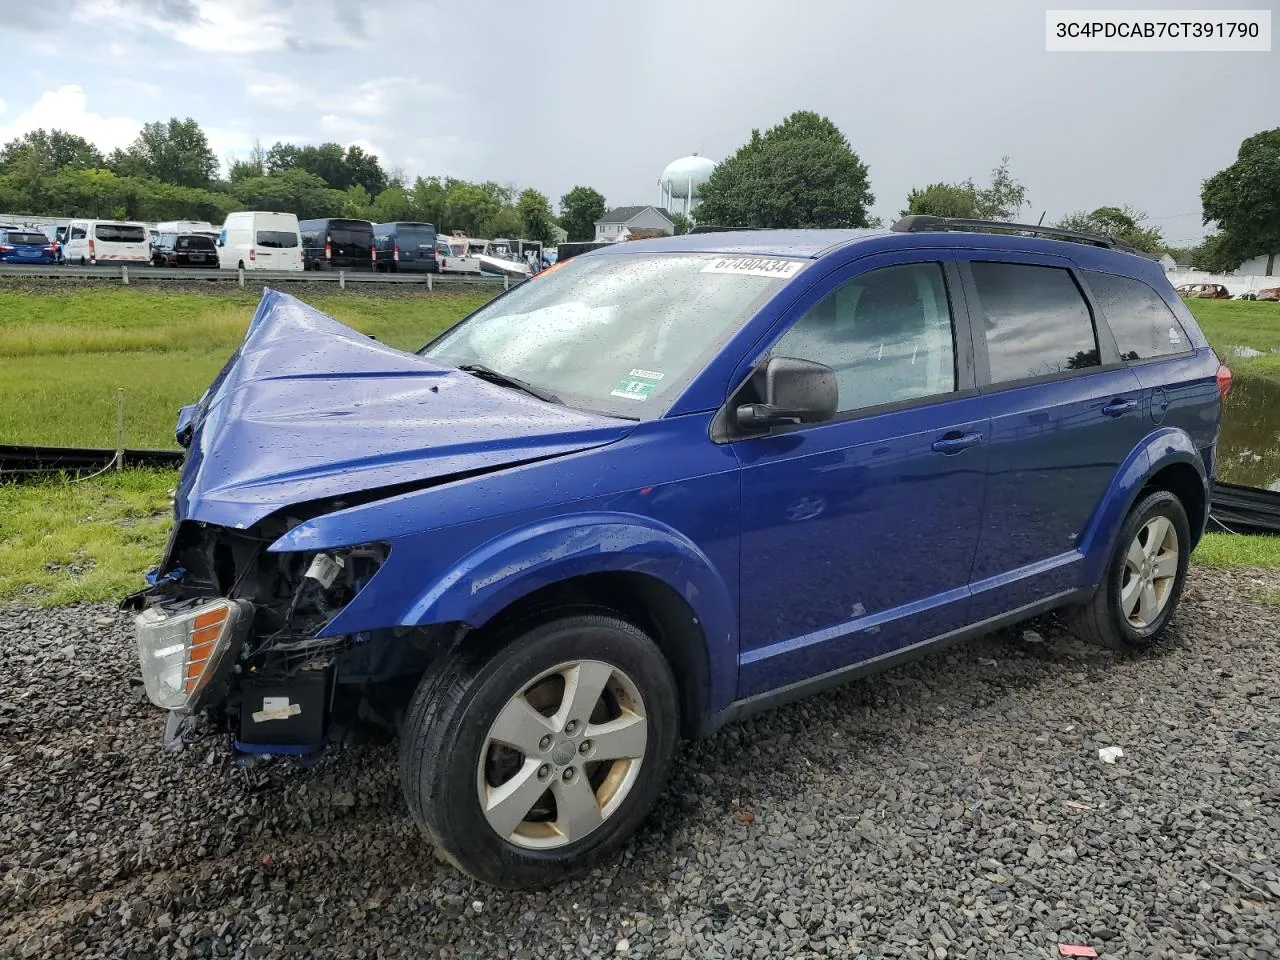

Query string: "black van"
[299, 219, 375, 271]
[373, 222, 438, 273]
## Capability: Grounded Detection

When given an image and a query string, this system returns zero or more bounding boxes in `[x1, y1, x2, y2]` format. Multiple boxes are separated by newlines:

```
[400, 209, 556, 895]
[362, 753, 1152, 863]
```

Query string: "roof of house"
[596, 205, 674, 225]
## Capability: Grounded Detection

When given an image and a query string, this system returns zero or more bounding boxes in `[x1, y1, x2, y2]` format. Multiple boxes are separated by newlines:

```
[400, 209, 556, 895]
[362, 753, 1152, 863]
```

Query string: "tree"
[694, 110, 874, 228]
[264, 140, 387, 195]
[1056, 206, 1164, 254]
[117, 118, 219, 187]
[444, 179, 502, 236]
[227, 139, 266, 183]
[559, 185, 606, 241]
[366, 185, 419, 223]
[516, 188, 557, 243]
[901, 158, 1027, 220]
[410, 176, 448, 227]
[0, 129, 103, 175]
[340, 184, 372, 218]
[670, 212, 692, 235]
[1202, 127, 1280, 275]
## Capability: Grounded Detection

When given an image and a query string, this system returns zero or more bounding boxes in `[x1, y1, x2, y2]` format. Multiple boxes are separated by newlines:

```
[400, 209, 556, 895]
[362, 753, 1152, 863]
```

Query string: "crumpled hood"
[174, 290, 634, 530]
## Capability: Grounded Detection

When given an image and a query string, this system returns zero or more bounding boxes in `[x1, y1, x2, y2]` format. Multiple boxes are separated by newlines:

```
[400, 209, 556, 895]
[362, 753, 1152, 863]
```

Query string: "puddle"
[1218, 375, 1280, 491]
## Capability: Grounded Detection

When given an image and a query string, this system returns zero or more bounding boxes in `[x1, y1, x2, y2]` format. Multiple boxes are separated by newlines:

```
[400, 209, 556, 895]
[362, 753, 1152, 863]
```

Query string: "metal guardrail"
[0, 263, 512, 289]
[1, 444, 184, 481]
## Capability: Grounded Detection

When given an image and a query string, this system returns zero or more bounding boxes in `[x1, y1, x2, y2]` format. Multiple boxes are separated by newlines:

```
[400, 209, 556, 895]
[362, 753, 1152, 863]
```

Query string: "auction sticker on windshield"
[701, 257, 806, 279]
[610, 369, 665, 401]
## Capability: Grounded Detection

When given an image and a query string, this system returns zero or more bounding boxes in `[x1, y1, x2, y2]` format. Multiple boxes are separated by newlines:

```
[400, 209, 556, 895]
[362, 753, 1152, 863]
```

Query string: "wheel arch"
[1078, 427, 1208, 583]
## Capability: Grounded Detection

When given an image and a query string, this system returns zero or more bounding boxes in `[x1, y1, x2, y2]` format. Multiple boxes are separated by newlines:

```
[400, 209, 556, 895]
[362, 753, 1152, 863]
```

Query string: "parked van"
[373, 221, 437, 273]
[157, 220, 219, 238]
[299, 218, 375, 271]
[62, 220, 151, 265]
[216, 212, 304, 272]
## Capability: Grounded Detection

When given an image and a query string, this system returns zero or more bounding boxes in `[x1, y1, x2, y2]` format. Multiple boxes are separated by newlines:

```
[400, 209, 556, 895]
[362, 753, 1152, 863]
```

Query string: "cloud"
[246, 75, 456, 119]
[0, 86, 142, 153]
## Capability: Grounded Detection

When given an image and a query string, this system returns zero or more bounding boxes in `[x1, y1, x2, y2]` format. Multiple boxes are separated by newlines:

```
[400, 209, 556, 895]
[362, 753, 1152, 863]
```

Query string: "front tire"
[400, 613, 679, 888]
[1070, 489, 1190, 650]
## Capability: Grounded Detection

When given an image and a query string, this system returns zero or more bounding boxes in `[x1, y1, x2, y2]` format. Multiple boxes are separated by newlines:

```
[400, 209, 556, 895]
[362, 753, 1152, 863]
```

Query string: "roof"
[596, 205, 674, 225]
[587, 228, 1173, 284]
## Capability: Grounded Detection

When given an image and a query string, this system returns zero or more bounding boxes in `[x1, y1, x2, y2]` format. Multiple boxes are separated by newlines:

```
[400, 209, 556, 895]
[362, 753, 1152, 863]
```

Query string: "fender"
[1077, 427, 1206, 584]
[306, 511, 740, 715]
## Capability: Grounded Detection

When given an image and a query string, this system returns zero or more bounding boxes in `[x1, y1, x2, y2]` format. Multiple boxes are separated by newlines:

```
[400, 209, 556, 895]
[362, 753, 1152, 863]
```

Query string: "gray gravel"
[3, 566, 1279, 959]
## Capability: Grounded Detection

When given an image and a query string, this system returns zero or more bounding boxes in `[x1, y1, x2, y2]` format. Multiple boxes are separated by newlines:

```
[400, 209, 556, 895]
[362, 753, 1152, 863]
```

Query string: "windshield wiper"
[457, 363, 562, 405]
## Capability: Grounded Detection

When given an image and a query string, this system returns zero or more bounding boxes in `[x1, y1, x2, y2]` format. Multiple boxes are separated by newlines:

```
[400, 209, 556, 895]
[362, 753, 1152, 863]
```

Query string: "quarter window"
[771, 262, 957, 413]
[970, 262, 1100, 384]
[1084, 271, 1190, 360]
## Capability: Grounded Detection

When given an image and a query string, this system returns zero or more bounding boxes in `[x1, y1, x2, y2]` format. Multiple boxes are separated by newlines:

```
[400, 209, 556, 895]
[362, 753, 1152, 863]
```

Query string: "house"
[1156, 253, 1177, 273]
[595, 206, 674, 242]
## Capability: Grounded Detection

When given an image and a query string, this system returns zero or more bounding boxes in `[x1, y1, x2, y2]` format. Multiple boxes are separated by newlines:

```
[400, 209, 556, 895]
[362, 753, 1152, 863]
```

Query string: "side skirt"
[695, 587, 1090, 739]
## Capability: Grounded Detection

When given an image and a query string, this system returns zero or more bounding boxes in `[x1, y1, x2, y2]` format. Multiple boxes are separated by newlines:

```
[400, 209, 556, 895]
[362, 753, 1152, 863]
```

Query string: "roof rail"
[687, 225, 765, 234]
[890, 214, 1130, 251]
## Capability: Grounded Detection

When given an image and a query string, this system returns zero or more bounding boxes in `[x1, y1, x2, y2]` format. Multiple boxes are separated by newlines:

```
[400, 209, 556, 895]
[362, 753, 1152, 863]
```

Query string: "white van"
[216, 212, 304, 271]
[62, 220, 151, 265]
[156, 220, 219, 238]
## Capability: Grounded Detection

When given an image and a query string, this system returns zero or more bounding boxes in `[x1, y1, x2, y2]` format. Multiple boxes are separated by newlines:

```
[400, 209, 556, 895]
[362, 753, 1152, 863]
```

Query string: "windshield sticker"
[610, 369, 664, 401]
[701, 257, 806, 280]
[1168, 326, 1182, 345]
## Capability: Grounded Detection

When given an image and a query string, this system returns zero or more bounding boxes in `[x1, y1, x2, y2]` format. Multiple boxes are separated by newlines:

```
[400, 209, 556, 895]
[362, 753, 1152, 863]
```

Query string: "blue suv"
[128, 216, 1229, 888]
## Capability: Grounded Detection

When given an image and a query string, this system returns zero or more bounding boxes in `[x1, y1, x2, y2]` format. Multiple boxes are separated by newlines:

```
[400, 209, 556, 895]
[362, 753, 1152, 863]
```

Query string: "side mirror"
[736, 356, 838, 430]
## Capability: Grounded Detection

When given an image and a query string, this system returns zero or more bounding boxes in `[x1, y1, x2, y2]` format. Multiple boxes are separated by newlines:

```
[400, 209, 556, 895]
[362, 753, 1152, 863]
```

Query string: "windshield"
[421, 252, 798, 419]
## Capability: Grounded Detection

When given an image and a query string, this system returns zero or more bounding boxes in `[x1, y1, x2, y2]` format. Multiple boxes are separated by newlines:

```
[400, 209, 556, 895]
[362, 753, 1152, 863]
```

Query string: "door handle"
[932, 431, 984, 454]
[1101, 398, 1138, 417]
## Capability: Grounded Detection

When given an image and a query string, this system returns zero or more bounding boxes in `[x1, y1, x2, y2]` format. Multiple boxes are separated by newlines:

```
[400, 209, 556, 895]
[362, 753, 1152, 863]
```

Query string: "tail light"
[249, 248, 256, 262]
[44, 245, 56, 253]
[88, 238, 96, 258]
[1216, 363, 1233, 399]
[0, 244, 12, 253]
[372, 246, 377, 264]
[392, 245, 399, 263]
[324, 242, 332, 261]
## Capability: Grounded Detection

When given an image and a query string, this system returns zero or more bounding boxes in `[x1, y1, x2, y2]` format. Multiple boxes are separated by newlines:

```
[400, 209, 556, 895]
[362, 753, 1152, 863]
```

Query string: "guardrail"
[1, 443, 184, 481]
[0, 263, 513, 289]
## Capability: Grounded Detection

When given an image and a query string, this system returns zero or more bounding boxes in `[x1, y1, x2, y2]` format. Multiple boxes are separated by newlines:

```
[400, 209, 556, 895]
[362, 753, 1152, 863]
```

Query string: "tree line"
[2, 113, 1275, 273]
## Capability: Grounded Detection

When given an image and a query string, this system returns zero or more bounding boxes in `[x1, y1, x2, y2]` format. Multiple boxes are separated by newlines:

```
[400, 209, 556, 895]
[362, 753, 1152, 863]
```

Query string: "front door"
[734, 254, 989, 698]
[957, 255, 1149, 619]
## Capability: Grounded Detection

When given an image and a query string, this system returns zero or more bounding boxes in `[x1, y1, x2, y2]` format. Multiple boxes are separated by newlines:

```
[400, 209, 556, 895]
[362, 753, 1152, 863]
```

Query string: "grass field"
[0, 287, 491, 448]
[1185, 298, 1280, 380]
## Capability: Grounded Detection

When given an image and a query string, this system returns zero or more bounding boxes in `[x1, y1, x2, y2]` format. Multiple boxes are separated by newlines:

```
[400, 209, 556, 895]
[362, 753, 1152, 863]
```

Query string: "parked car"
[373, 221, 438, 273]
[216, 212, 304, 272]
[300, 218, 375, 271]
[152, 233, 219, 267]
[127, 217, 1227, 890]
[0, 227, 59, 264]
[62, 219, 151, 265]
[1175, 282, 1231, 299]
[1256, 287, 1280, 302]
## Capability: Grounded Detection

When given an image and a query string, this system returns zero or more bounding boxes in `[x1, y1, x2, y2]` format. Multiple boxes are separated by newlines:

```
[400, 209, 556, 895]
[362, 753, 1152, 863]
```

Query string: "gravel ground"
[2, 566, 1279, 960]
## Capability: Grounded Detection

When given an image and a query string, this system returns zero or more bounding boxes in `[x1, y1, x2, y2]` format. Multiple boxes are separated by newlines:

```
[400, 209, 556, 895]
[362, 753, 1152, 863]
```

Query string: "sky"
[1, 0, 1275, 243]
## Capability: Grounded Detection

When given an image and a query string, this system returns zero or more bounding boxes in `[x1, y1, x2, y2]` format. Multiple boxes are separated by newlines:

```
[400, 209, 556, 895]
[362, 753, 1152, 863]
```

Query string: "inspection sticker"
[610, 368, 664, 401]
[701, 256, 806, 280]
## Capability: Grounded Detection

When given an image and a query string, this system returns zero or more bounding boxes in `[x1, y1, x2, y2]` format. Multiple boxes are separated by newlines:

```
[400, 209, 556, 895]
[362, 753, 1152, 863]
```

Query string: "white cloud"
[246, 74, 455, 118]
[0, 86, 141, 153]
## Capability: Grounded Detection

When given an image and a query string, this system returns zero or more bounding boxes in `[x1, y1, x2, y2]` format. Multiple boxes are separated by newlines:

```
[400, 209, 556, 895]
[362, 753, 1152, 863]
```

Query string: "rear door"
[734, 252, 989, 697]
[397, 224, 437, 270]
[958, 254, 1148, 619]
[329, 220, 374, 270]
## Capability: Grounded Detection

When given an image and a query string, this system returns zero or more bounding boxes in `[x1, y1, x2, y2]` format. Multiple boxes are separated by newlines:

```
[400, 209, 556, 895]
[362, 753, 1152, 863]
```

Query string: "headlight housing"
[135, 599, 251, 711]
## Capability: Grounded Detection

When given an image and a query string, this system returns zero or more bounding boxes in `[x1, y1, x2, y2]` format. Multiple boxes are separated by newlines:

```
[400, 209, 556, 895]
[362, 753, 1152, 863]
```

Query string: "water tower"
[659, 154, 716, 216]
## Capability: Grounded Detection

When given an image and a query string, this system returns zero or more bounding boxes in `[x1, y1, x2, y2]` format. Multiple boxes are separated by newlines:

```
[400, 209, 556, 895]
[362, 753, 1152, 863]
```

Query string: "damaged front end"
[127, 518, 396, 761]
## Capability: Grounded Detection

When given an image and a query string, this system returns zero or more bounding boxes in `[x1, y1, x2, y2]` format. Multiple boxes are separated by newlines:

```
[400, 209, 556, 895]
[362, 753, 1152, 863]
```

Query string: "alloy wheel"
[475, 660, 648, 849]
[1120, 515, 1179, 629]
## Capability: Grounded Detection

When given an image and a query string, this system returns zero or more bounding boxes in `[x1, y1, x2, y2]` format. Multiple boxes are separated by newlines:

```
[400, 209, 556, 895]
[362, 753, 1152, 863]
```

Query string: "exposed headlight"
[135, 599, 251, 711]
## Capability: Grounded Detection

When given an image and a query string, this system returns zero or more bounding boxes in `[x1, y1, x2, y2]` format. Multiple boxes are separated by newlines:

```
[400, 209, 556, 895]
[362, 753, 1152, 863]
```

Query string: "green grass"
[1186, 298, 1280, 382]
[0, 288, 491, 448]
[1193, 532, 1280, 570]
[0, 469, 177, 605]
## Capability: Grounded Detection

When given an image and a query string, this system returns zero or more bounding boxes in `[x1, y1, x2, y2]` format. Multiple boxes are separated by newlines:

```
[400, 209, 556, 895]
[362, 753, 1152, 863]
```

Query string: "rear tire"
[1070, 489, 1190, 650]
[399, 612, 679, 889]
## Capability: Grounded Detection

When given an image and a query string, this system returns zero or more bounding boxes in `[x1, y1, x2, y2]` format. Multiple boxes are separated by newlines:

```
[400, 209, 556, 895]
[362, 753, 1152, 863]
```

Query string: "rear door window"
[256, 230, 298, 248]
[1085, 272, 1191, 360]
[95, 224, 146, 243]
[970, 262, 1100, 384]
[5, 232, 48, 245]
